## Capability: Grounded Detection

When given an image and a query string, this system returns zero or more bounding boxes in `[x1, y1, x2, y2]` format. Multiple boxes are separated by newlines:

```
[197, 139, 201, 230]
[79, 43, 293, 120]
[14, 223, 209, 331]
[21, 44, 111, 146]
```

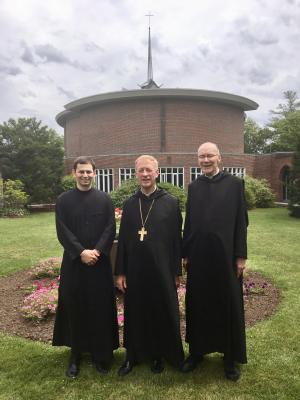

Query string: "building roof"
[56, 88, 259, 127]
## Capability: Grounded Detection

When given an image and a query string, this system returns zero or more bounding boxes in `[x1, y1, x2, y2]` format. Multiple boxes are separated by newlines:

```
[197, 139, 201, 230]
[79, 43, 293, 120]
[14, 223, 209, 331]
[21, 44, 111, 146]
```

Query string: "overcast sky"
[1, 0, 300, 134]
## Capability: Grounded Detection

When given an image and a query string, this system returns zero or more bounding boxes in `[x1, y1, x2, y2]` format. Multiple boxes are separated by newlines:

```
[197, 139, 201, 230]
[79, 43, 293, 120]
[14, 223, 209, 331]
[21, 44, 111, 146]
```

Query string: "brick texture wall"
[63, 97, 293, 201]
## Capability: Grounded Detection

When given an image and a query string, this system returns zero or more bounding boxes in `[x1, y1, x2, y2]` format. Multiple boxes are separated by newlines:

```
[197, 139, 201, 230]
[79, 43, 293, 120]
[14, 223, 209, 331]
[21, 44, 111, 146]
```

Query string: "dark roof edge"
[56, 88, 258, 127]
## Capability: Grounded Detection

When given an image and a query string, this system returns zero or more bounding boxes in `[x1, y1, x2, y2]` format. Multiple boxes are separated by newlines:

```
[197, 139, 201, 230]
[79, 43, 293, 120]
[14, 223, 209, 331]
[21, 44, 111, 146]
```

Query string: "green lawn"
[0, 209, 299, 400]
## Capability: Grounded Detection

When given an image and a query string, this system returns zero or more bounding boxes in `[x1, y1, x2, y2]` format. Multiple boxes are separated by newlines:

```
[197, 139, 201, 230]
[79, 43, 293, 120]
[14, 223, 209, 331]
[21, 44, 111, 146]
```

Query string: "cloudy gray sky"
[1, 0, 299, 134]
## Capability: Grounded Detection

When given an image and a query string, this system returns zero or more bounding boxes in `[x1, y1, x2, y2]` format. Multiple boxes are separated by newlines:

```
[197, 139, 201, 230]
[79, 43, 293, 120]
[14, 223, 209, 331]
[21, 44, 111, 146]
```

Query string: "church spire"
[140, 13, 161, 89]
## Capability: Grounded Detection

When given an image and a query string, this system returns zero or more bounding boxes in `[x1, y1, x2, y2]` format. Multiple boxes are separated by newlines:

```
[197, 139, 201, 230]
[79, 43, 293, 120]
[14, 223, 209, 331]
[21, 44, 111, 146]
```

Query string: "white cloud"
[0, 0, 300, 132]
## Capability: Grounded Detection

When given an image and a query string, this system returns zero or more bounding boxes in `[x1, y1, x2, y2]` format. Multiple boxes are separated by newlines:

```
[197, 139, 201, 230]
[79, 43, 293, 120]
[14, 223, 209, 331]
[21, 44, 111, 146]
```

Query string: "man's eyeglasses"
[198, 154, 218, 160]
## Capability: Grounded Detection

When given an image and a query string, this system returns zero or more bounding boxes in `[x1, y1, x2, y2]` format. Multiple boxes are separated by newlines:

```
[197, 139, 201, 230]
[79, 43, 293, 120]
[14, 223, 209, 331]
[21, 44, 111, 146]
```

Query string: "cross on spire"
[145, 12, 154, 27]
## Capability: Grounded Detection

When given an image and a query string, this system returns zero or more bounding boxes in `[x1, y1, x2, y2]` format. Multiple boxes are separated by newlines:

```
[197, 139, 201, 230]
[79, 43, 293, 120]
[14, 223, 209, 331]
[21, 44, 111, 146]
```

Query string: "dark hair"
[73, 157, 96, 171]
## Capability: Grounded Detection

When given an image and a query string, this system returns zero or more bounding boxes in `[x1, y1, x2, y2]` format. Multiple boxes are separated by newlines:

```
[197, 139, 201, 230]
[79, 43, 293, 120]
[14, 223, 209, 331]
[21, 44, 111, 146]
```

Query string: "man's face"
[72, 163, 96, 191]
[136, 158, 159, 193]
[198, 144, 221, 176]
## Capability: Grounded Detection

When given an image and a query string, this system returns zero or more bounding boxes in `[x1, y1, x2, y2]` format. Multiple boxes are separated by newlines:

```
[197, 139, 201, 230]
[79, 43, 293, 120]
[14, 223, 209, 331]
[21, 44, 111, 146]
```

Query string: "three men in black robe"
[53, 157, 119, 378]
[182, 142, 248, 381]
[115, 155, 184, 375]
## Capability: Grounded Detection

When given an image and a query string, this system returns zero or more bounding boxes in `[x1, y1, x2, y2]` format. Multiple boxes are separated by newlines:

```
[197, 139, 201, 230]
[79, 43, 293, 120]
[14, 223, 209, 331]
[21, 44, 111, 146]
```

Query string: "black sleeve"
[182, 185, 191, 258]
[95, 195, 116, 256]
[55, 196, 85, 260]
[234, 179, 248, 259]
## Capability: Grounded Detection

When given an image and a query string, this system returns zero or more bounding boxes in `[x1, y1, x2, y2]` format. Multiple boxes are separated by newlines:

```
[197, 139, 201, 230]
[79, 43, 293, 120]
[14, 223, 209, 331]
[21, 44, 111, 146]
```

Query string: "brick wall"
[63, 97, 293, 201]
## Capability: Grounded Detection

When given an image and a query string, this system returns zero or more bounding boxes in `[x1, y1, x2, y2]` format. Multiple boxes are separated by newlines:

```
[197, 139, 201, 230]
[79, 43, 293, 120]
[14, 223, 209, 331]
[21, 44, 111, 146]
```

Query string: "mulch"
[0, 269, 281, 345]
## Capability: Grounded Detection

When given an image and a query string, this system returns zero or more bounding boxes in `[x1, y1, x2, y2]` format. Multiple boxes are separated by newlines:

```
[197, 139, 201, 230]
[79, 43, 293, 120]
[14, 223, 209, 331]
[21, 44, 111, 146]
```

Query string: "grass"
[0, 213, 61, 277]
[0, 208, 299, 399]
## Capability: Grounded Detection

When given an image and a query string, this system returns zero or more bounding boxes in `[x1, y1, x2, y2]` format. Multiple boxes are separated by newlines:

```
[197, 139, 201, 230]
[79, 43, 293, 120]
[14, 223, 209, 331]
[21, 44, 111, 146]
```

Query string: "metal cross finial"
[145, 12, 154, 27]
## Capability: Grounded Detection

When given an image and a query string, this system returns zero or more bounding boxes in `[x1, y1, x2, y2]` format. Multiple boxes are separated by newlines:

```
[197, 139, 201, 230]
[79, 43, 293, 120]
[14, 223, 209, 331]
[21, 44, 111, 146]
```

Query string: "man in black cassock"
[182, 142, 248, 381]
[115, 155, 184, 376]
[53, 156, 119, 378]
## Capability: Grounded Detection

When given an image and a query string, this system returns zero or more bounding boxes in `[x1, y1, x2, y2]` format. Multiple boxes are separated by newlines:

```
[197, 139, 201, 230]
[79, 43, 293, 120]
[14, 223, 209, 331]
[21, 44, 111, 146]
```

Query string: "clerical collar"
[204, 168, 220, 179]
[140, 185, 157, 197]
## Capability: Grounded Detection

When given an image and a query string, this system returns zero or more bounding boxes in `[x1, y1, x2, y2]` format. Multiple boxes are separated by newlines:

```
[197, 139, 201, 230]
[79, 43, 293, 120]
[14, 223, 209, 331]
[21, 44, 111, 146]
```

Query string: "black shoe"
[224, 362, 240, 381]
[150, 359, 164, 374]
[95, 362, 110, 374]
[66, 354, 81, 378]
[118, 360, 134, 377]
[181, 354, 203, 373]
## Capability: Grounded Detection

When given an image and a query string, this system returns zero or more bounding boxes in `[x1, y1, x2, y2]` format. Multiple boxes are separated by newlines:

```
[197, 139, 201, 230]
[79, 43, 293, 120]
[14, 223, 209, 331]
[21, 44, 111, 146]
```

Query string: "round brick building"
[56, 88, 292, 201]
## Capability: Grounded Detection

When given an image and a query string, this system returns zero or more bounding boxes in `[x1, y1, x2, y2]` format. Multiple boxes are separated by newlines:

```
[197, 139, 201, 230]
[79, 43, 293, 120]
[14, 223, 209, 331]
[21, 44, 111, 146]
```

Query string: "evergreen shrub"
[244, 176, 275, 208]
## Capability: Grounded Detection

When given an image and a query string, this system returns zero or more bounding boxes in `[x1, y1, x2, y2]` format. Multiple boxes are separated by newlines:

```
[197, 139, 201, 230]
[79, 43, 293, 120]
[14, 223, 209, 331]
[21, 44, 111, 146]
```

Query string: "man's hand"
[80, 249, 99, 266]
[236, 257, 246, 278]
[116, 275, 127, 293]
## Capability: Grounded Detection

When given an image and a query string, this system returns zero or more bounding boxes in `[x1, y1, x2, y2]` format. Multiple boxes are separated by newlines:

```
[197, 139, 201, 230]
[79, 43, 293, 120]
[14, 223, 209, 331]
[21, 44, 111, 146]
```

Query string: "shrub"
[30, 257, 61, 279]
[110, 178, 187, 210]
[0, 179, 29, 217]
[244, 182, 256, 210]
[110, 178, 139, 208]
[61, 175, 76, 191]
[244, 176, 275, 208]
[20, 282, 59, 321]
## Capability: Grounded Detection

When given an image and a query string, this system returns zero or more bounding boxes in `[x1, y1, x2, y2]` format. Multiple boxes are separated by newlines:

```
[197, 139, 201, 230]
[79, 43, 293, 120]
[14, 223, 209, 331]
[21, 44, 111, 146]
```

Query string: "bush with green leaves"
[110, 178, 187, 210]
[61, 175, 76, 191]
[244, 176, 275, 208]
[244, 182, 256, 210]
[0, 179, 29, 217]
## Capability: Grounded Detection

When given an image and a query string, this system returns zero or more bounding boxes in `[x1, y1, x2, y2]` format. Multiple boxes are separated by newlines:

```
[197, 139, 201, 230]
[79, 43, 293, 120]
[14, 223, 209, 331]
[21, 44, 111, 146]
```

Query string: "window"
[95, 169, 114, 192]
[119, 168, 135, 183]
[190, 167, 202, 181]
[159, 167, 184, 188]
[190, 166, 246, 182]
[223, 167, 245, 178]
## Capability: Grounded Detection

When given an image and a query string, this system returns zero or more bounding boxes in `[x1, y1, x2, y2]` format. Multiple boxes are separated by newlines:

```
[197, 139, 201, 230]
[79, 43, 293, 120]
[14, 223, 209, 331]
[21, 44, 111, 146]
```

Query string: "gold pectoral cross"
[138, 227, 147, 241]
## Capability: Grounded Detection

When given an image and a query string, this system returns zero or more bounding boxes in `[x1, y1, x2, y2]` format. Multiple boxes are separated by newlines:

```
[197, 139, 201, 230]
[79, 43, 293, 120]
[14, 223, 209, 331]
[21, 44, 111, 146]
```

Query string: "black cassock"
[183, 172, 248, 363]
[52, 188, 119, 363]
[115, 189, 184, 367]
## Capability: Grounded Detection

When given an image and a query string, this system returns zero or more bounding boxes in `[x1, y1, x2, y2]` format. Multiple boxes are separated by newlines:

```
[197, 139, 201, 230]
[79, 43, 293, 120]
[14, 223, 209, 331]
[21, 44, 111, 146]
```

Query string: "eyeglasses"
[198, 154, 218, 160]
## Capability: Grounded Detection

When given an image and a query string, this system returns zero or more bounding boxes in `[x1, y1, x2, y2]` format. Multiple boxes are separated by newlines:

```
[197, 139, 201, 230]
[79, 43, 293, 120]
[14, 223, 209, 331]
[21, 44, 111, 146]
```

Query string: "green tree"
[270, 90, 300, 117]
[244, 118, 274, 153]
[288, 136, 300, 218]
[0, 118, 64, 202]
[268, 110, 300, 152]
[267, 91, 300, 152]
[245, 91, 300, 153]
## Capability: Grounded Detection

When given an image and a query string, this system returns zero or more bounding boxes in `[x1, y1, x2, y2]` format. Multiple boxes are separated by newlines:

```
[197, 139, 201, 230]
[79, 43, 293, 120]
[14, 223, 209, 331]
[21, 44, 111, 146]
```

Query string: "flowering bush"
[243, 278, 268, 296]
[177, 284, 186, 315]
[30, 257, 61, 279]
[114, 208, 123, 221]
[116, 297, 124, 327]
[20, 277, 59, 321]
